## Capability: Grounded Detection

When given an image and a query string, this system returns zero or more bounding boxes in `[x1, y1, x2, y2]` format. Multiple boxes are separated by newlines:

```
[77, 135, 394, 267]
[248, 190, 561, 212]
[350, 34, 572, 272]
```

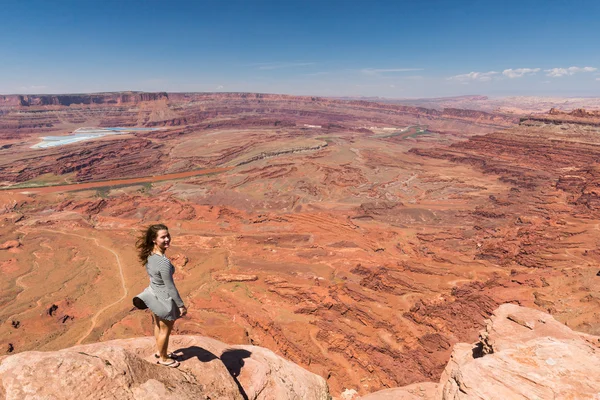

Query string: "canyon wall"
[1, 94, 599, 397]
[0, 92, 168, 107]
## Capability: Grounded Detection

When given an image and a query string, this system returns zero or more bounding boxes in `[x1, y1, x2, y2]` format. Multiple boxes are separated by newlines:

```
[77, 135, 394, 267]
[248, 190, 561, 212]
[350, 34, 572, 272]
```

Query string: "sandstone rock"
[548, 107, 600, 118]
[0, 335, 330, 400]
[359, 382, 438, 399]
[227, 342, 330, 400]
[111, 335, 330, 400]
[0, 240, 19, 250]
[213, 273, 259, 282]
[0, 344, 223, 400]
[437, 304, 600, 399]
[340, 388, 359, 399]
[522, 109, 600, 127]
[169, 253, 189, 268]
[352, 305, 600, 399]
[479, 303, 591, 353]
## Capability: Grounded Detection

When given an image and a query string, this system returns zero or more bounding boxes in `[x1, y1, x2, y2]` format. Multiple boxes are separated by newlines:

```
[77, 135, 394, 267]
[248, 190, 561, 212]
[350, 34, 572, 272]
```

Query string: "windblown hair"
[136, 224, 169, 264]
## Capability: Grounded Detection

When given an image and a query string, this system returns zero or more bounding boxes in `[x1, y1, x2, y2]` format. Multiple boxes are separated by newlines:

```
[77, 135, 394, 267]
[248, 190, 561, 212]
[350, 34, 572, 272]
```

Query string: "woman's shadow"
[174, 346, 219, 363]
[173, 346, 252, 400]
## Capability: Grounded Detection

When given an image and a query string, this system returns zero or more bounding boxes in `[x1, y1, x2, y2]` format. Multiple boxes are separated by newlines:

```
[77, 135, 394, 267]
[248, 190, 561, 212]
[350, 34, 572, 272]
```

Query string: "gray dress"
[133, 254, 185, 321]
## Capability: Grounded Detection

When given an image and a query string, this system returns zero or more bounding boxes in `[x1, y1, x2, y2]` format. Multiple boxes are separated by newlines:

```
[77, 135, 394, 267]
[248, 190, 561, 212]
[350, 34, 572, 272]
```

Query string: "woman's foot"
[156, 359, 180, 368]
[154, 352, 178, 360]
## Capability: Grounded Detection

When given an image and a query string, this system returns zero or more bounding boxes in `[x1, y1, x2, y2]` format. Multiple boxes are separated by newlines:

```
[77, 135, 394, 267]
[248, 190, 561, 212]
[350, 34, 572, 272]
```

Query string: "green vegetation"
[315, 136, 336, 143]
[373, 125, 431, 139]
[229, 282, 256, 300]
[95, 187, 110, 198]
[140, 182, 153, 193]
[3, 173, 76, 189]
[405, 127, 431, 138]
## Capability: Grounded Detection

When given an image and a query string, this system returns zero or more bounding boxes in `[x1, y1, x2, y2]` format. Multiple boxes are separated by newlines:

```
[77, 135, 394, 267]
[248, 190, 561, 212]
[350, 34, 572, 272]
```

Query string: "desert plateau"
[1, 91, 600, 398]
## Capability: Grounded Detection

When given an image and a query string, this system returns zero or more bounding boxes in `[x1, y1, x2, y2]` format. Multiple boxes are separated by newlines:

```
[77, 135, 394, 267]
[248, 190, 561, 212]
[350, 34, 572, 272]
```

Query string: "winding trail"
[41, 229, 128, 345]
[3, 259, 40, 323]
[3, 231, 37, 307]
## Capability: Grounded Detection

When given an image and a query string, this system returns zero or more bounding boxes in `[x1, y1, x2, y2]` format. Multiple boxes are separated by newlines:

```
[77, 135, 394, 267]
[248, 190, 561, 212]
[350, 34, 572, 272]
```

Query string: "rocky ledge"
[355, 304, 600, 399]
[1, 305, 599, 399]
[0, 335, 330, 400]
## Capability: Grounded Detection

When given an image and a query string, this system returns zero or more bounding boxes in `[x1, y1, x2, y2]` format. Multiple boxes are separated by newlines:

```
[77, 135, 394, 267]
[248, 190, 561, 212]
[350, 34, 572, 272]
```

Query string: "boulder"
[0, 335, 330, 400]
[478, 303, 597, 353]
[437, 304, 600, 399]
[227, 341, 330, 400]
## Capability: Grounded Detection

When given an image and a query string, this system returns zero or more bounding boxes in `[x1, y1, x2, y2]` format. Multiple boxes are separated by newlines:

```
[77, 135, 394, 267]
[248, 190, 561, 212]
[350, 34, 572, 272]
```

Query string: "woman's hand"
[179, 306, 187, 317]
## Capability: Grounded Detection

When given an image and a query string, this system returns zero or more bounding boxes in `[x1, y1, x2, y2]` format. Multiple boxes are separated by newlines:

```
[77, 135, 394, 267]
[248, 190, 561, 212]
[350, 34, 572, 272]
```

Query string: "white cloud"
[254, 62, 315, 70]
[216, 85, 224, 90]
[447, 71, 499, 82]
[18, 85, 48, 91]
[545, 66, 597, 77]
[361, 68, 423, 76]
[502, 68, 540, 78]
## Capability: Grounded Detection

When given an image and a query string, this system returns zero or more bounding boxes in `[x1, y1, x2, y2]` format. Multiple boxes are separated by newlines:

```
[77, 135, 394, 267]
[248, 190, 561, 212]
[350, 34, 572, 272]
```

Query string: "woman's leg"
[152, 314, 160, 343]
[156, 316, 175, 362]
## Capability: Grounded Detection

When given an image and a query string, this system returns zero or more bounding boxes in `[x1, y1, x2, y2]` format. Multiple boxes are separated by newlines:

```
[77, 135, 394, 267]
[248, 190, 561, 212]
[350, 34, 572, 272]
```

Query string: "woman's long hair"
[136, 224, 169, 264]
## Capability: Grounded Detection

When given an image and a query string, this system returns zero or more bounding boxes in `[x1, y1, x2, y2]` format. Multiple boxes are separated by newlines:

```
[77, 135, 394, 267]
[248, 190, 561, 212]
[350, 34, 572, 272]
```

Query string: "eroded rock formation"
[1, 93, 600, 397]
[439, 304, 600, 399]
[359, 304, 600, 399]
[521, 107, 600, 127]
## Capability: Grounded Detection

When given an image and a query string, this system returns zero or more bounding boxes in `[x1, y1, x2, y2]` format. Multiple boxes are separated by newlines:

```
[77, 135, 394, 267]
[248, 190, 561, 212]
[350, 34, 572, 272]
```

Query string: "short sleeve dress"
[133, 254, 185, 321]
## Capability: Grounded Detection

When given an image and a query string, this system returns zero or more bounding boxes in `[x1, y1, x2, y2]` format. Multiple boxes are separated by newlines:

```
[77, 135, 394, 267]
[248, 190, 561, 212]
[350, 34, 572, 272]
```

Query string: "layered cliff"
[0, 91, 518, 139]
[520, 107, 600, 127]
[0, 92, 168, 107]
[0, 91, 519, 184]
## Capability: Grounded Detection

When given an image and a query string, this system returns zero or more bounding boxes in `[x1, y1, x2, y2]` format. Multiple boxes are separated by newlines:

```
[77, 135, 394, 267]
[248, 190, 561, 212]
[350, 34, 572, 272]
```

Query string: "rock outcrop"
[0, 335, 330, 400]
[0, 92, 169, 107]
[438, 304, 600, 400]
[521, 107, 600, 127]
[359, 304, 600, 399]
[3, 306, 596, 400]
[549, 107, 600, 118]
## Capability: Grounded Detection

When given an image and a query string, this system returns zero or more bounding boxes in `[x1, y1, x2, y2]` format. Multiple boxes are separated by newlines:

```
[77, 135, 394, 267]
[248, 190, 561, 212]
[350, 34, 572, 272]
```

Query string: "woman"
[133, 224, 187, 368]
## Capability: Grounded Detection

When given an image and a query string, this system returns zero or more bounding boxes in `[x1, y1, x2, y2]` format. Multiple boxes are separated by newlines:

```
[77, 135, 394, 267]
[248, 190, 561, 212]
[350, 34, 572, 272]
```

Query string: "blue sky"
[1, 0, 599, 98]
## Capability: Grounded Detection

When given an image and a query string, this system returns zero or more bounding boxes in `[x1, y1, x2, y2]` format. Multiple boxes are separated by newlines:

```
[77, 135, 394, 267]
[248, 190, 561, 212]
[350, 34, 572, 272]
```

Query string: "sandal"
[154, 352, 178, 360]
[156, 359, 180, 368]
